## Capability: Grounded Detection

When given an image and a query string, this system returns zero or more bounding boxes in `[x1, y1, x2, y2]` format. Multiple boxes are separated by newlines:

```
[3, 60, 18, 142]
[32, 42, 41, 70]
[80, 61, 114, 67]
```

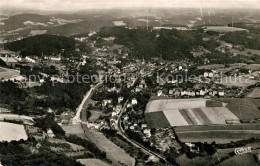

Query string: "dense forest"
[4, 34, 76, 57]
[220, 31, 260, 50]
[0, 81, 27, 106]
[32, 81, 91, 110]
[0, 81, 91, 115]
[98, 27, 203, 61]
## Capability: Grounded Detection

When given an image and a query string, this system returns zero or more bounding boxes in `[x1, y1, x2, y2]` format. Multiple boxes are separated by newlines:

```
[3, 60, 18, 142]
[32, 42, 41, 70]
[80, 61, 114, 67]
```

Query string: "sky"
[0, 0, 260, 11]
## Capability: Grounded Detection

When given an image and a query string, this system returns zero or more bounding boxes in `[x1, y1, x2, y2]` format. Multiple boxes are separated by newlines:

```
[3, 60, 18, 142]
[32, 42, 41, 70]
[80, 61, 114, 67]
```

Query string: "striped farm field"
[179, 109, 195, 125]
[145, 98, 242, 128]
[192, 108, 211, 125]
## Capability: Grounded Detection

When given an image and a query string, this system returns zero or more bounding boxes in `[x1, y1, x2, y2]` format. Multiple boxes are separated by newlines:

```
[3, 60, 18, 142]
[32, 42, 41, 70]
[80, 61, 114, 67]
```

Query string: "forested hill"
[98, 27, 204, 61]
[4, 34, 76, 57]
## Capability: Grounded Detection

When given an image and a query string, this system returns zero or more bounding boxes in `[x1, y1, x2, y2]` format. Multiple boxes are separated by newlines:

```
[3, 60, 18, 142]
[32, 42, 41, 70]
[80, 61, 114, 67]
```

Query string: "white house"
[143, 129, 151, 137]
[25, 56, 36, 63]
[157, 90, 163, 97]
[204, 72, 209, 77]
[218, 91, 225, 97]
[111, 111, 117, 117]
[47, 129, 55, 138]
[118, 97, 124, 103]
[131, 98, 138, 105]
[200, 90, 206, 96]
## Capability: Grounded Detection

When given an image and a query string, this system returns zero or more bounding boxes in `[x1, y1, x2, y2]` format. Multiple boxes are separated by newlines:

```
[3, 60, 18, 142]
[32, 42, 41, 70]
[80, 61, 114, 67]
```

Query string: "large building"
[0, 50, 19, 67]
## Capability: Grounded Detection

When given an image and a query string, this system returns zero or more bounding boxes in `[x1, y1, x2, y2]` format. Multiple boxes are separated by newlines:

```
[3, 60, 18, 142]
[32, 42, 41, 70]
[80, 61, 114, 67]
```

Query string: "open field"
[48, 138, 85, 151]
[177, 131, 260, 144]
[175, 124, 260, 132]
[219, 76, 258, 87]
[177, 154, 220, 166]
[215, 98, 260, 120]
[248, 88, 260, 98]
[146, 98, 207, 113]
[175, 124, 260, 143]
[176, 143, 259, 166]
[217, 153, 258, 166]
[0, 122, 28, 142]
[197, 64, 225, 70]
[206, 100, 224, 107]
[62, 124, 86, 139]
[0, 67, 20, 80]
[89, 130, 135, 166]
[249, 99, 260, 108]
[89, 110, 104, 123]
[163, 110, 189, 126]
[204, 26, 248, 32]
[243, 64, 260, 71]
[77, 159, 111, 166]
[0, 67, 7, 72]
[145, 111, 170, 128]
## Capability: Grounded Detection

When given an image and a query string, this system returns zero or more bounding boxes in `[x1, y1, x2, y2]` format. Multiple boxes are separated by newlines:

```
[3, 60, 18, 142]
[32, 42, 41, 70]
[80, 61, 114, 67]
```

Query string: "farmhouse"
[0, 56, 19, 67]
[47, 129, 55, 138]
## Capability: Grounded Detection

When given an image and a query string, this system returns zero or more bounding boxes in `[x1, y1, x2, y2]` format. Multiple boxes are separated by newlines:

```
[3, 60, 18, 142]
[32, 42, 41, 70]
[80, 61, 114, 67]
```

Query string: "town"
[1, 2, 260, 166]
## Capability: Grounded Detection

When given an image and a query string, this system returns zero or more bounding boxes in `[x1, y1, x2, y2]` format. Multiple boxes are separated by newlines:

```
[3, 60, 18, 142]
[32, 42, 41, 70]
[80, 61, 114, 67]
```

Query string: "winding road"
[115, 101, 175, 166]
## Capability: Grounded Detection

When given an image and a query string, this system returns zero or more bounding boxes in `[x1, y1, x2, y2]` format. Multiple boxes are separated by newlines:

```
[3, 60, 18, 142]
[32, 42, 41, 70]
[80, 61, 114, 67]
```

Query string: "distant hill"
[47, 19, 114, 36]
[98, 26, 202, 60]
[4, 34, 76, 57]
[1, 13, 51, 31]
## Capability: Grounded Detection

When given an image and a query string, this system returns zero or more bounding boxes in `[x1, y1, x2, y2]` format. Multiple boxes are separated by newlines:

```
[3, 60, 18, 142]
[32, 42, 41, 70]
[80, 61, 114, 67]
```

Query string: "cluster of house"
[25, 125, 48, 141]
[122, 114, 152, 138]
[134, 79, 148, 92]
[161, 88, 225, 97]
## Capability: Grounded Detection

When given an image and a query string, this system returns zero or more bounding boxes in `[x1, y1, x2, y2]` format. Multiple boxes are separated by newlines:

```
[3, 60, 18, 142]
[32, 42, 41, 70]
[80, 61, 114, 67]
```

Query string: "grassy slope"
[214, 98, 260, 120]
[217, 153, 258, 166]
[177, 131, 260, 144]
[175, 124, 260, 144]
